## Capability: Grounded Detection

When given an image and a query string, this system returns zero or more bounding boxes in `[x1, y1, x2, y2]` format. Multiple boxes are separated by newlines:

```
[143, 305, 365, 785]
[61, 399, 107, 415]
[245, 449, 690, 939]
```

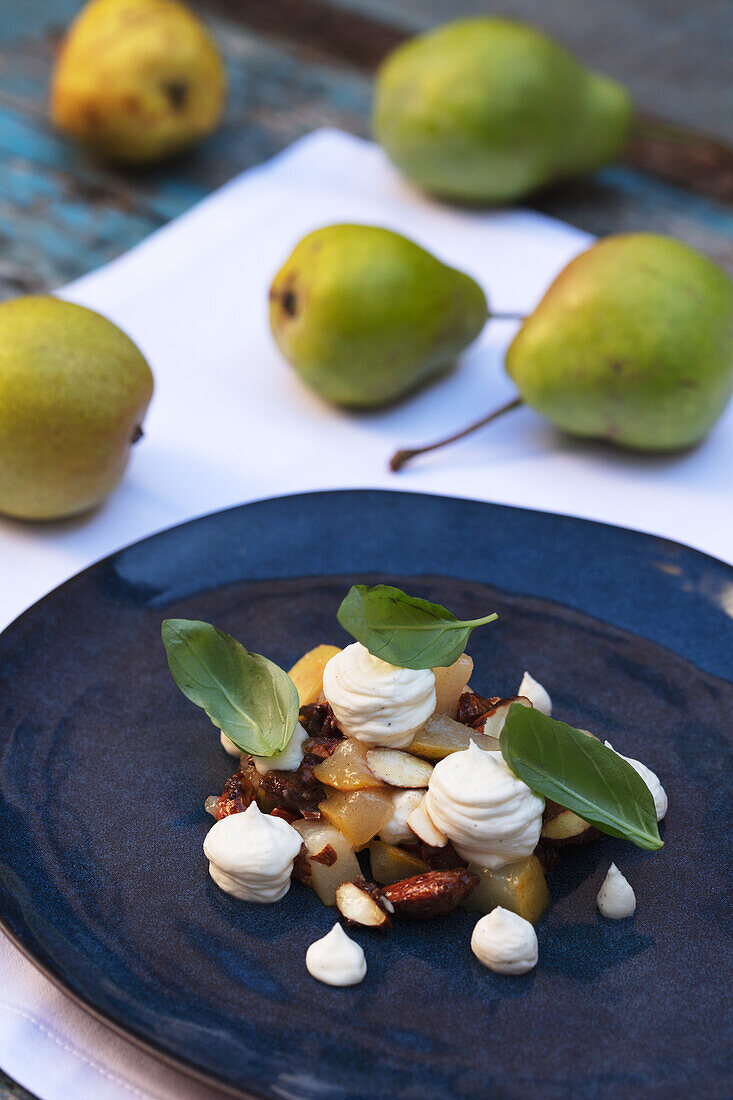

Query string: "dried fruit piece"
[365, 747, 434, 787]
[258, 755, 325, 815]
[382, 868, 480, 919]
[409, 712, 499, 760]
[404, 839, 467, 871]
[319, 788, 395, 847]
[293, 819, 361, 905]
[313, 738, 386, 790]
[303, 736, 342, 760]
[288, 645, 341, 706]
[456, 691, 502, 729]
[368, 839, 430, 885]
[462, 854, 550, 924]
[433, 653, 474, 718]
[298, 701, 343, 740]
[270, 806, 300, 825]
[533, 839, 560, 873]
[335, 880, 392, 929]
[406, 795, 447, 847]
[209, 770, 256, 820]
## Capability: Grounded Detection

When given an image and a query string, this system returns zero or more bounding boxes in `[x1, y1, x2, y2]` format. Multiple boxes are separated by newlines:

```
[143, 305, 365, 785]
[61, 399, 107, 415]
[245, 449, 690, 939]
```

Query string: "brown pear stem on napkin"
[390, 396, 524, 472]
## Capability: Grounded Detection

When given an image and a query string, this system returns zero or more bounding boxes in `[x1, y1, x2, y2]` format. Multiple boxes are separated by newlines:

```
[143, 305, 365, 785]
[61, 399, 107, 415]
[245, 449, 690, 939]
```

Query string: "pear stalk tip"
[389, 395, 523, 473]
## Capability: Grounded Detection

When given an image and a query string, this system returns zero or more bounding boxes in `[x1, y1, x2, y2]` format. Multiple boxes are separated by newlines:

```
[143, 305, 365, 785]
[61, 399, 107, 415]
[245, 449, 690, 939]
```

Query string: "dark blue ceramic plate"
[0, 491, 731, 1100]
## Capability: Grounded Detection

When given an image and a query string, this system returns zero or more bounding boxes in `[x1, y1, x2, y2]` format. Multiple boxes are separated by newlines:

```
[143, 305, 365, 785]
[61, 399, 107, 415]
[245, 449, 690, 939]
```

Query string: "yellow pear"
[50, 0, 226, 164]
[0, 296, 154, 521]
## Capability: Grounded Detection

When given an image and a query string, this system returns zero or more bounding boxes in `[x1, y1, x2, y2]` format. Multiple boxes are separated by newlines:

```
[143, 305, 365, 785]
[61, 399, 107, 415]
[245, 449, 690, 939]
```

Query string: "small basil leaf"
[337, 584, 498, 670]
[500, 704, 663, 851]
[161, 618, 299, 757]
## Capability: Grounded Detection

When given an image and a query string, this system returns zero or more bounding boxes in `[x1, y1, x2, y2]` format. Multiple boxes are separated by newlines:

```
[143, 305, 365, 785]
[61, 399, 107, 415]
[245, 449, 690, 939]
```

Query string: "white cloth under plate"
[0, 129, 730, 1100]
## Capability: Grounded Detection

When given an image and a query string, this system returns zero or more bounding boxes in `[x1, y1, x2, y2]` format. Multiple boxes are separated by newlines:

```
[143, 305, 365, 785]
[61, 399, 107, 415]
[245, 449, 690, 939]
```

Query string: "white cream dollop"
[252, 723, 308, 775]
[605, 740, 668, 821]
[425, 742, 544, 870]
[597, 862, 636, 919]
[379, 789, 425, 844]
[306, 923, 367, 986]
[322, 642, 436, 748]
[471, 907, 538, 974]
[203, 802, 302, 903]
[220, 731, 242, 756]
[518, 671, 552, 716]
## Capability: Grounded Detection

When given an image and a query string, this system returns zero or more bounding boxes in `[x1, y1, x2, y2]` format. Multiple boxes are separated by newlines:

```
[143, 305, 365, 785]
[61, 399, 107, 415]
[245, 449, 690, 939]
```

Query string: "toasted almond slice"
[335, 882, 391, 928]
[406, 795, 447, 847]
[482, 694, 532, 738]
[382, 868, 480, 919]
[365, 748, 434, 788]
[541, 809, 597, 844]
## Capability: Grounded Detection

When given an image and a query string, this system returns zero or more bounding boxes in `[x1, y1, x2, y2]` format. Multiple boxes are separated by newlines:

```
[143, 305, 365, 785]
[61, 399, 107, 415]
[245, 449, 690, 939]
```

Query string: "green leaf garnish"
[500, 704, 663, 851]
[161, 618, 299, 757]
[337, 584, 498, 670]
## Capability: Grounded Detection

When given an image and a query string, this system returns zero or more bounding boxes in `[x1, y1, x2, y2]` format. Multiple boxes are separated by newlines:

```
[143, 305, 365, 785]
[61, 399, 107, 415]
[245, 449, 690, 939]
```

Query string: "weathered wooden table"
[0, 1, 731, 1097]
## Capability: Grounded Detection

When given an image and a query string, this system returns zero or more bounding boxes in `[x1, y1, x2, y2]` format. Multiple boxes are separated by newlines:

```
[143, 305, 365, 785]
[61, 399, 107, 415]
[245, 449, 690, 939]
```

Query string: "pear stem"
[488, 312, 526, 322]
[389, 396, 524, 472]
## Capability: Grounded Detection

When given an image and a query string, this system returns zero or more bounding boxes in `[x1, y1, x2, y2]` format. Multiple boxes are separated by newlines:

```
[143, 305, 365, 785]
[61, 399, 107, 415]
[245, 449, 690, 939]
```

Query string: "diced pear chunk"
[368, 839, 430, 885]
[462, 855, 550, 924]
[288, 645, 341, 706]
[313, 738, 385, 790]
[365, 748, 433, 788]
[432, 654, 474, 718]
[406, 795, 447, 847]
[293, 819, 361, 906]
[409, 713, 499, 761]
[319, 789, 395, 847]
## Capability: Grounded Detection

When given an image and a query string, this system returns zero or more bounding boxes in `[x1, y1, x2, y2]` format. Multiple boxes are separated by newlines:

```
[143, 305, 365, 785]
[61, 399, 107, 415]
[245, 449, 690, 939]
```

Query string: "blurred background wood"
[1, 0, 732, 307]
[337, 0, 733, 145]
[0, 1, 731, 1096]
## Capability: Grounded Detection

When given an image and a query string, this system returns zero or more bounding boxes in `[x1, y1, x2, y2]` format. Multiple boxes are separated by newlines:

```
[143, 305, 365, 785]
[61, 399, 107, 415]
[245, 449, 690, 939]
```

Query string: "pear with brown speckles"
[506, 233, 733, 449]
[270, 224, 488, 408]
[51, 0, 225, 164]
[0, 297, 153, 520]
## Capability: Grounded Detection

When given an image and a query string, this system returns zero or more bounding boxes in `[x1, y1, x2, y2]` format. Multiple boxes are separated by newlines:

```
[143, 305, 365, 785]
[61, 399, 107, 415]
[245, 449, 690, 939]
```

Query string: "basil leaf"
[337, 584, 498, 670]
[161, 619, 299, 757]
[500, 704, 663, 851]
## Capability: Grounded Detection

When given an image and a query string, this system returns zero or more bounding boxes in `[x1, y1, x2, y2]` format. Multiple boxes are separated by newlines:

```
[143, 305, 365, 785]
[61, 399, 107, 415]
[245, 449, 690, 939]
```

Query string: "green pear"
[506, 234, 733, 450]
[374, 18, 632, 204]
[0, 296, 154, 520]
[391, 234, 733, 470]
[51, 0, 226, 164]
[269, 224, 488, 407]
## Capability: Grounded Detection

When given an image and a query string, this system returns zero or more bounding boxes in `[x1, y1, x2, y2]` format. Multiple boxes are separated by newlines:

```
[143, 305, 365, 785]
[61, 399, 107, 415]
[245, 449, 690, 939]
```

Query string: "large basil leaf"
[161, 619, 299, 756]
[337, 584, 498, 670]
[500, 704, 663, 851]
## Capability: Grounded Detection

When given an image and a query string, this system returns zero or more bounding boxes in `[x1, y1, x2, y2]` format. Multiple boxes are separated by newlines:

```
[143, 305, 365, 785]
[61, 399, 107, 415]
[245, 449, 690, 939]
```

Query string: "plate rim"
[1, 487, 731, 1098]
[2, 488, 732, 645]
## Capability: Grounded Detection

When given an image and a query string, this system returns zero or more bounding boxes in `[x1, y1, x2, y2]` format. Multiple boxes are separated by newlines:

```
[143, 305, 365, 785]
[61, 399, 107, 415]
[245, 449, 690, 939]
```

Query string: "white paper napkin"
[0, 129, 730, 1100]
